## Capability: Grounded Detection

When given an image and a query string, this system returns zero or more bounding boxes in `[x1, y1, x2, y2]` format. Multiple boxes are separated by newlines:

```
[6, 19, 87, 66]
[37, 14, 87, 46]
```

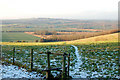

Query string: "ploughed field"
[1, 42, 119, 78]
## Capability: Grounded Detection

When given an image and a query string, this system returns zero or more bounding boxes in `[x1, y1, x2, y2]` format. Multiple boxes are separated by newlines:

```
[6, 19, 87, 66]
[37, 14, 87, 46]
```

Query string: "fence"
[10, 47, 71, 79]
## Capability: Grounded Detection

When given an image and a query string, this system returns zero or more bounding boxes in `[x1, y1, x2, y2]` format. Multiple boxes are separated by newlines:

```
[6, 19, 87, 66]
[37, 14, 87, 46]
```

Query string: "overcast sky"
[0, 0, 119, 20]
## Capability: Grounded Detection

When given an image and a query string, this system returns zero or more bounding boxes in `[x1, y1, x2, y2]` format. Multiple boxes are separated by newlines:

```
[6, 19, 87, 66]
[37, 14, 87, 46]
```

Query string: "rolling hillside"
[67, 33, 119, 44]
[1, 33, 119, 46]
[2, 18, 117, 32]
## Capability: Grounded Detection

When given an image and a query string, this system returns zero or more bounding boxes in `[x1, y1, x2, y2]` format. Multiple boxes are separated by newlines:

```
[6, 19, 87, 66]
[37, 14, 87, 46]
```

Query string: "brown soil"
[24, 32, 54, 39]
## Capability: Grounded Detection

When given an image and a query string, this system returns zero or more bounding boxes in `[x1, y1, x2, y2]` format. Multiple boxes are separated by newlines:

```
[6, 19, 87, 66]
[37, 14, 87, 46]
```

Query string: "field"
[1, 33, 118, 46]
[2, 32, 40, 42]
[1, 33, 119, 78]
[76, 42, 119, 78]
[2, 18, 118, 43]
[67, 33, 118, 45]
[1, 18, 119, 79]
[2, 45, 76, 78]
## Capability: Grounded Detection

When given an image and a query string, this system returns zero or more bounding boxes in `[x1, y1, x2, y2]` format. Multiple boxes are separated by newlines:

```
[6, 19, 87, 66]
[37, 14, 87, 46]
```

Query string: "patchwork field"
[1, 33, 118, 46]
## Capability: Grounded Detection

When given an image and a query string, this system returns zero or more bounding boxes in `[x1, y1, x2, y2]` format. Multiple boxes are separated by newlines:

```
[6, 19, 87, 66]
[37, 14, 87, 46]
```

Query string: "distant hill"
[2, 18, 117, 32]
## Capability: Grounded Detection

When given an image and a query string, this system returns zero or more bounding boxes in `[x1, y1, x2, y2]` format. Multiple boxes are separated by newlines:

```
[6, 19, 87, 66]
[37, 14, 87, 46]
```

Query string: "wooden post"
[46, 51, 51, 79]
[30, 49, 33, 70]
[13, 47, 15, 64]
[67, 53, 70, 77]
[62, 53, 66, 79]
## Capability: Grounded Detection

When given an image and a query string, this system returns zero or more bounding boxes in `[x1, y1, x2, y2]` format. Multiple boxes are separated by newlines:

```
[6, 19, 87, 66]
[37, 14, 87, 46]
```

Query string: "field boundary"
[1, 47, 71, 79]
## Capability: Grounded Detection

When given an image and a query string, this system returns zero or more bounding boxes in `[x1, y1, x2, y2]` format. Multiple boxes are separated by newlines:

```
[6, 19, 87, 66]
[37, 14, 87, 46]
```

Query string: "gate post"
[13, 47, 15, 64]
[62, 53, 66, 79]
[30, 49, 33, 70]
[67, 53, 70, 77]
[46, 51, 51, 79]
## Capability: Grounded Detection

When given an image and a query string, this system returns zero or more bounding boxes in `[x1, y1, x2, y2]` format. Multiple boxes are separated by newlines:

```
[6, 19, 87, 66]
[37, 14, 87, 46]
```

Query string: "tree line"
[39, 29, 120, 42]
[34, 30, 58, 35]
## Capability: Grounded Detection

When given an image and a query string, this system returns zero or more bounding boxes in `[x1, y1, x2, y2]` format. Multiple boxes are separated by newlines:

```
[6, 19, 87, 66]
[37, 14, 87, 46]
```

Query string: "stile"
[6, 47, 71, 79]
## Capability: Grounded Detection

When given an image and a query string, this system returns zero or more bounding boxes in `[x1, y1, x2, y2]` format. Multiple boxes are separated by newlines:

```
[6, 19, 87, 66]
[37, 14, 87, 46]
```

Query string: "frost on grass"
[0, 62, 44, 79]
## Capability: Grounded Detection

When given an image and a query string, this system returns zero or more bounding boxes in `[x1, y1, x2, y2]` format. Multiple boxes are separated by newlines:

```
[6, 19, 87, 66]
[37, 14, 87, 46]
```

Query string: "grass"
[2, 32, 41, 42]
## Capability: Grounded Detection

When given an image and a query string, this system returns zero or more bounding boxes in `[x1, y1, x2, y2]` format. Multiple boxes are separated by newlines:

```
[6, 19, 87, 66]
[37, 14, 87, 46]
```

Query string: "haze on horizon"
[0, 0, 119, 20]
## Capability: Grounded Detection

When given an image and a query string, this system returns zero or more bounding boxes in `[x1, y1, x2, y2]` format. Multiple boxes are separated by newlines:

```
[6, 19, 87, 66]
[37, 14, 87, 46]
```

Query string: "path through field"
[70, 45, 88, 78]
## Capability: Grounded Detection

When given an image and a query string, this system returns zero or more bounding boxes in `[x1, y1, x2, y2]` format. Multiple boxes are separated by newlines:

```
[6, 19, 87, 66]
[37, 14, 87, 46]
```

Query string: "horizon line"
[0, 17, 117, 21]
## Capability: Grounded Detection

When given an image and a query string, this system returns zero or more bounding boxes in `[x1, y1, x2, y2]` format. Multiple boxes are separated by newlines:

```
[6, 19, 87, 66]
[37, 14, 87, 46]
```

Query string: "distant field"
[2, 18, 117, 32]
[67, 33, 119, 45]
[2, 32, 41, 42]
[1, 33, 118, 46]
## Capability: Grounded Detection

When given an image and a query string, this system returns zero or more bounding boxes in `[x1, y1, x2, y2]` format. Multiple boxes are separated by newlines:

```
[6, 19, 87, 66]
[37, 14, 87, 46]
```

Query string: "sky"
[0, 0, 119, 20]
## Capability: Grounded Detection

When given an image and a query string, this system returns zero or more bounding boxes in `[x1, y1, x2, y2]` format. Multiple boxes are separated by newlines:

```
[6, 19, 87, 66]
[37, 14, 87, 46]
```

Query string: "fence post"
[46, 51, 51, 79]
[62, 53, 66, 79]
[13, 47, 15, 64]
[67, 53, 70, 77]
[30, 49, 33, 70]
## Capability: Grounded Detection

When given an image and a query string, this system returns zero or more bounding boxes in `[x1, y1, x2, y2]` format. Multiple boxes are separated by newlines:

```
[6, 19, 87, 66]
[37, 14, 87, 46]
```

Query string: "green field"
[2, 45, 75, 77]
[2, 42, 119, 78]
[1, 33, 119, 78]
[2, 32, 41, 42]
[76, 42, 119, 78]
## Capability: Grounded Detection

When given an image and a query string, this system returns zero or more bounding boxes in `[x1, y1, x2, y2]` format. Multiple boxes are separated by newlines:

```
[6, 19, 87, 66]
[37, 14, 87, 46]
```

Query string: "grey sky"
[0, 0, 119, 20]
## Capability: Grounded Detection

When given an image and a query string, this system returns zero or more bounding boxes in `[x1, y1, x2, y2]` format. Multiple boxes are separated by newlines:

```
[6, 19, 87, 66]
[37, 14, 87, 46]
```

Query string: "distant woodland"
[34, 30, 58, 35]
